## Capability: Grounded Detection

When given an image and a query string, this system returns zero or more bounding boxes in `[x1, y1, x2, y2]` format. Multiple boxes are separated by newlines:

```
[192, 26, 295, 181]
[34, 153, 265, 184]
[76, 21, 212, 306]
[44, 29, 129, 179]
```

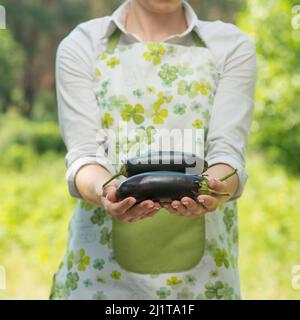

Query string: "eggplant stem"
[199, 184, 231, 196]
[102, 172, 121, 189]
[197, 168, 237, 196]
[220, 168, 238, 182]
[205, 187, 231, 196]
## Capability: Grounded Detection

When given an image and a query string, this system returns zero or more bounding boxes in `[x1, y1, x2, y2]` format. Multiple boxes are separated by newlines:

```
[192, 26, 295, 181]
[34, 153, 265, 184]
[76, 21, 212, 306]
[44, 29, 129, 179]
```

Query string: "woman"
[50, 0, 256, 300]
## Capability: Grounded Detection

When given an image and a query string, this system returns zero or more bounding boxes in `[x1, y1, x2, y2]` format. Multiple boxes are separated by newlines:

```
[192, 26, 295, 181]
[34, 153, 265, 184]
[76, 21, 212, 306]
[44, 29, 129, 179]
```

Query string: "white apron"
[50, 28, 241, 300]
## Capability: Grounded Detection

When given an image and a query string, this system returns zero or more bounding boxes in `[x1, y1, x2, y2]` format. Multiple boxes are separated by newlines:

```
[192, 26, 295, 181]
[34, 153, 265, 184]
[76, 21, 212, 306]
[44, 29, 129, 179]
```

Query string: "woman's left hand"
[162, 177, 230, 217]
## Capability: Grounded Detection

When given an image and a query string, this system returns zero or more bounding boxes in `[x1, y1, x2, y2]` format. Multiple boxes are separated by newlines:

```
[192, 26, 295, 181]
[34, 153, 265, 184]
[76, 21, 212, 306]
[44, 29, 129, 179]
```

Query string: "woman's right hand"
[101, 181, 161, 223]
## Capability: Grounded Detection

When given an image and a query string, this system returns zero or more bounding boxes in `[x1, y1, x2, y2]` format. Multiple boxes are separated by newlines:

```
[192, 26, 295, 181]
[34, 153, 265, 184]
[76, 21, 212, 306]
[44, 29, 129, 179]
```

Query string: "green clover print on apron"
[94, 28, 219, 274]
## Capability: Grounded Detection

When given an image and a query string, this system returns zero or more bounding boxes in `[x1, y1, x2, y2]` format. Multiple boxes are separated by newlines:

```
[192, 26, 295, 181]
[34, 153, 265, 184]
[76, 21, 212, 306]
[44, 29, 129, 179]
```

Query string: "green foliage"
[238, 0, 300, 173]
[239, 154, 300, 299]
[0, 30, 25, 113]
[0, 115, 65, 168]
[0, 153, 75, 299]
[31, 92, 58, 122]
[0, 144, 36, 171]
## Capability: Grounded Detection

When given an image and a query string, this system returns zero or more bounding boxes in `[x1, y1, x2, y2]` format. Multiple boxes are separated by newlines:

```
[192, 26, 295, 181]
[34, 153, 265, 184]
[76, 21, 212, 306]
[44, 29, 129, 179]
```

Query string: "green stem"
[199, 184, 231, 196]
[220, 168, 238, 182]
[204, 188, 231, 196]
[102, 164, 128, 189]
[102, 172, 121, 189]
[198, 169, 237, 197]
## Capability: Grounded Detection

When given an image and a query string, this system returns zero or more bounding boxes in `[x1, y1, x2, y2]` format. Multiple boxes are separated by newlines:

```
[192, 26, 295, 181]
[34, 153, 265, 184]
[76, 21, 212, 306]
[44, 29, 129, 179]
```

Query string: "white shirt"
[56, 0, 257, 200]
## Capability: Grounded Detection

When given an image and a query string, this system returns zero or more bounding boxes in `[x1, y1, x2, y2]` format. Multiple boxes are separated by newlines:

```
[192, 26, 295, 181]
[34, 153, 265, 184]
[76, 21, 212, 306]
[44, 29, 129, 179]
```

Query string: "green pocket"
[112, 208, 205, 274]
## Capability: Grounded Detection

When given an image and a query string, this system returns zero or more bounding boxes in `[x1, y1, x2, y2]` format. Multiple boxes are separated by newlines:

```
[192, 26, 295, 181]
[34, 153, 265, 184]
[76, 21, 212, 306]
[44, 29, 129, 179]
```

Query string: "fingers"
[162, 203, 180, 215]
[207, 178, 223, 190]
[103, 196, 137, 216]
[207, 178, 228, 197]
[102, 180, 119, 198]
[127, 204, 161, 223]
[117, 200, 161, 222]
[105, 186, 118, 202]
[129, 200, 156, 216]
[197, 195, 219, 212]
[102, 191, 161, 222]
[162, 195, 219, 217]
[171, 200, 190, 216]
[181, 197, 202, 216]
[164, 198, 206, 217]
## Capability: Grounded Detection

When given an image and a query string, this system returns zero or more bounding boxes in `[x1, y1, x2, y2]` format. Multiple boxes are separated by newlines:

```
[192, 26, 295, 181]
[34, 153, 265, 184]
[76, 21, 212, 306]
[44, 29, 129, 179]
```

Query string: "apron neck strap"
[191, 29, 207, 48]
[105, 27, 207, 54]
[106, 27, 122, 54]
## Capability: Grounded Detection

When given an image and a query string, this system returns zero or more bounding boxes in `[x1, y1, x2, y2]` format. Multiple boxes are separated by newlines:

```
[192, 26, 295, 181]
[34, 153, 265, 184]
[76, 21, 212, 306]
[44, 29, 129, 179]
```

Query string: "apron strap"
[191, 29, 207, 48]
[105, 27, 122, 54]
[105, 27, 207, 54]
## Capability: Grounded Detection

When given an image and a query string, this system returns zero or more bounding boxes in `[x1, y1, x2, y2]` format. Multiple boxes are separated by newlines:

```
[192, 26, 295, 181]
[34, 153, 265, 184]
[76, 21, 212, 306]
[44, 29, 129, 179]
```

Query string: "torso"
[50, 22, 242, 301]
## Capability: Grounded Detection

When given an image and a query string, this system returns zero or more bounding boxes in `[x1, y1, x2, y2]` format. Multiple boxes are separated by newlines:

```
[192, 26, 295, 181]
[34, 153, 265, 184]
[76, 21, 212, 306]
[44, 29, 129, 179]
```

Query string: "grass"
[239, 153, 300, 299]
[0, 153, 75, 299]
[0, 151, 299, 299]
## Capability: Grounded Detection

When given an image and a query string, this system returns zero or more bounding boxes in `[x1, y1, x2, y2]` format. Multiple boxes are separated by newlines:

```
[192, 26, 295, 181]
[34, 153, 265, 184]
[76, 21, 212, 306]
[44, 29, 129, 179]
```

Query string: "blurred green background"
[0, 0, 299, 299]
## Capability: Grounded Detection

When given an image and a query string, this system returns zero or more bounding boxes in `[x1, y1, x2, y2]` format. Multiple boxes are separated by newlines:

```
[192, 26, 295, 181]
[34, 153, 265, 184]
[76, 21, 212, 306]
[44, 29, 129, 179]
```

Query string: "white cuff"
[66, 156, 116, 199]
[205, 156, 248, 201]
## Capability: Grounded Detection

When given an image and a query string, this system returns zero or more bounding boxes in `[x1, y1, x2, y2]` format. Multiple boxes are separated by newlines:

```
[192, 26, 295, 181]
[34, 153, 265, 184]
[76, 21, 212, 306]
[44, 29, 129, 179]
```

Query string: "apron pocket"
[112, 208, 205, 274]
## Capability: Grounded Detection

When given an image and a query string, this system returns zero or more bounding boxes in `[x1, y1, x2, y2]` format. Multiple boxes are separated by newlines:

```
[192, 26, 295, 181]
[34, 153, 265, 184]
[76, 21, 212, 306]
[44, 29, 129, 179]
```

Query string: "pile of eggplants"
[102, 151, 237, 203]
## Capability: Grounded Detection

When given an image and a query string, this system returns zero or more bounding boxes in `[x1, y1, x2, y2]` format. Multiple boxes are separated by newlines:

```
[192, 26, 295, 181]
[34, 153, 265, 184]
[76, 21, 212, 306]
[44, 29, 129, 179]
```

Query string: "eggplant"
[102, 151, 208, 188]
[116, 169, 237, 203]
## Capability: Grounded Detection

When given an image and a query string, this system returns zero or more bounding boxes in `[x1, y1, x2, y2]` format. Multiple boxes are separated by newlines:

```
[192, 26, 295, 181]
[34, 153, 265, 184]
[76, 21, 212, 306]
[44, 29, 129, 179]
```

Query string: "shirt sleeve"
[56, 27, 115, 198]
[205, 25, 257, 200]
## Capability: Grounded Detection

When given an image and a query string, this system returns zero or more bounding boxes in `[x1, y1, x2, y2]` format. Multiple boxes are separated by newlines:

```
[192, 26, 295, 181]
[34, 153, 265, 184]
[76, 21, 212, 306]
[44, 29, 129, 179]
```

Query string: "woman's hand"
[101, 181, 161, 223]
[162, 178, 226, 216]
[162, 163, 239, 217]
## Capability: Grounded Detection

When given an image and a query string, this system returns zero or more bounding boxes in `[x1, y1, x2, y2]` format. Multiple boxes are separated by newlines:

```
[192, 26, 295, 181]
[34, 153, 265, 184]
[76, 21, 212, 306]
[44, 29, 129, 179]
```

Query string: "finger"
[128, 204, 159, 222]
[144, 203, 161, 218]
[146, 208, 160, 218]
[192, 204, 207, 216]
[117, 200, 155, 222]
[181, 197, 199, 214]
[163, 203, 181, 215]
[108, 197, 137, 216]
[180, 196, 209, 216]
[104, 186, 119, 202]
[129, 200, 156, 215]
[102, 180, 118, 197]
[207, 178, 224, 192]
[153, 202, 161, 209]
[142, 202, 161, 219]
[197, 195, 219, 212]
[171, 200, 189, 216]
[129, 205, 160, 223]
[163, 202, 181, 216]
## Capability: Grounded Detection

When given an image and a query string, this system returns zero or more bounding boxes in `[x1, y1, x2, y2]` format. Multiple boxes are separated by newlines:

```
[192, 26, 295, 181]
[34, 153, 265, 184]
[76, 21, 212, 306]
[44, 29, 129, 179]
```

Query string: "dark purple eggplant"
[102, 151, 208, 188]
[116, 169, 237, 203]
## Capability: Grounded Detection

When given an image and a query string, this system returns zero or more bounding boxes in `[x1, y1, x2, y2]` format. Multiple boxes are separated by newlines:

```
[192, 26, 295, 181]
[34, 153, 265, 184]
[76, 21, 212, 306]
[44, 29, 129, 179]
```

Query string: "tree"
[0, 29, 24, 113]
[1, 0, 91, 117]
[238, 0, 300, 172]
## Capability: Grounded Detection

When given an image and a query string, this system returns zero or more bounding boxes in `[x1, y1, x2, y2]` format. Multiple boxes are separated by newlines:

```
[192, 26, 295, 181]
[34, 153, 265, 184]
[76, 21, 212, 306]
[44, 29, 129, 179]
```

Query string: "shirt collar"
[103, 0, 200, 41]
